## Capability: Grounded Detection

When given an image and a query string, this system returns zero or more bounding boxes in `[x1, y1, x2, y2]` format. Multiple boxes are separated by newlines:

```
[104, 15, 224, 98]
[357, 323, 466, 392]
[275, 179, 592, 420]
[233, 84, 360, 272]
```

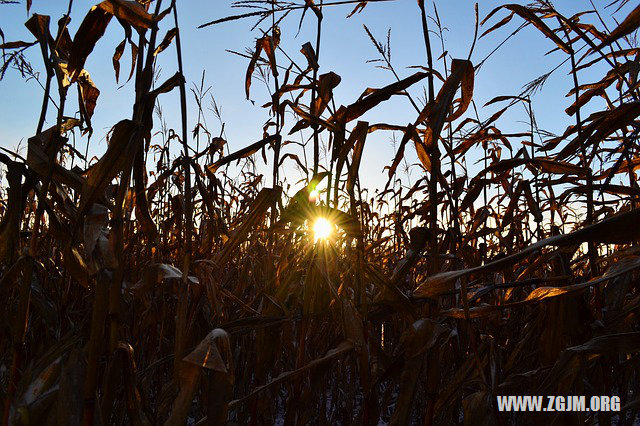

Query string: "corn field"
[1, 0, 640, 424]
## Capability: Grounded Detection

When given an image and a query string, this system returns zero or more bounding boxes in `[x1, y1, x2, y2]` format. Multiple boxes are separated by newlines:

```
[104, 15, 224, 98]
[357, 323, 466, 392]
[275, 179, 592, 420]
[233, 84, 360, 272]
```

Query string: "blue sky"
[0, 0, 631, 194]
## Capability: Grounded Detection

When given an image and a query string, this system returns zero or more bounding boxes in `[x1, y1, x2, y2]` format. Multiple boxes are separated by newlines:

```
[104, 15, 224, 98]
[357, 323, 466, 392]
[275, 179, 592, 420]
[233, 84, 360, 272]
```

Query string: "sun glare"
[308, 188, 320, 204]
[313, 217, 332, 242]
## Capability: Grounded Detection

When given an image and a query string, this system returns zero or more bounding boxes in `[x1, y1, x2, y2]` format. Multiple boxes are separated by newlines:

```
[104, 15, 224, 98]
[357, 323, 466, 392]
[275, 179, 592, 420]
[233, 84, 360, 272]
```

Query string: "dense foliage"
[1, 0, 640, 424]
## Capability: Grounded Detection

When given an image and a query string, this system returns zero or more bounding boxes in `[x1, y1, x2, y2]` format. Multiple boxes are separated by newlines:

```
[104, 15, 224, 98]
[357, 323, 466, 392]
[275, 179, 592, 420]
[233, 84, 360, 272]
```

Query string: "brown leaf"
[300, 41, 318, 70]
[24, 14, 51, 51]
[26, 128, 85, 192]
[410, 59, 474, 177]
[347, 122, 367, 194]
[245, 38, 264, 99]
[420, 59, 474, 153]
[314, 71, 341, 116]
[245, 35, 279, 99]
[597, 4, 640, 49]
[285, 100, 337, 133]
[112, 39, 126, 83]
[126, 40, 138, 83]
[346, 1, 367, 18]
[332, 72, 428, 124]
[207, 135, 279, 173]
[557, 102, 640, 160]
[446, 59, 474, 122]
[68, 5, 113, 82]
[522, 180, 543, 223]
[390, 319, 446, 426]
[570, 332, 640, 354]
[484, 4, 571, 54]
[476, 157, 586, 177]
[459, 178, 491, 211]
[414, 207, 640, 298]
[479, 11, 514, 39]
[77, 69, 100, 131]
[130, 263, 198, 294]
[154, 27, 177, 56]
[334, 121, 367, 192]
[149, 71, 185, 97]
[165, 329, 233, 426]
[0, 40, 37, 49]
[183, 329, 233, 373]
[414, 136, 432, 172]
[79, 119, 139, 219]
[215, 187, 281, 266]
[99, 0, 156, 30]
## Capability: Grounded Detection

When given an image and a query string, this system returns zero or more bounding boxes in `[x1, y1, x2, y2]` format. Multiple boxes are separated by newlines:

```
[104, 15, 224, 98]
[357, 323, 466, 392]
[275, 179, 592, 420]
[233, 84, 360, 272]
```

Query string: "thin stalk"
[172, 0, 194, 377]
[311, 0, 324, 176]
[417, 0, 439, 278]
[560, 22, 599, 280]
[526, 97, 543, 241]
[271, 0, 282, 187]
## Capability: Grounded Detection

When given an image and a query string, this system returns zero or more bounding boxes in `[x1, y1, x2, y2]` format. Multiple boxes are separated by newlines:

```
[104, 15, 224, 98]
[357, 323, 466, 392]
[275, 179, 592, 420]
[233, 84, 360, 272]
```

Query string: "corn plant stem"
[271, 0, 282, 187]
[561, 24, 599, 284]
[527, 97, 543, 241]
[81, 271, 109, 426]
[104, 167, 132, 413]
[172, 0, 194, 379]
[3, 13, 72, 419]
[108, 24, 147, 353]
[107, 11, 163, 420]
[434, 8, 463, 247]
[418, 1, 439, 278]
[35, 68, 53, 135]
[459, 275, 489, 387]
[311, 1, 323, 176]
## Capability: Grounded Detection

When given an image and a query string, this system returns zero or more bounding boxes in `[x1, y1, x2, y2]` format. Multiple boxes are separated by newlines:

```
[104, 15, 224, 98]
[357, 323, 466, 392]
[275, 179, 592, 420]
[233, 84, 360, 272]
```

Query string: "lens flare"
[313, 217, 332, 242]
[308, 188, 320, 204]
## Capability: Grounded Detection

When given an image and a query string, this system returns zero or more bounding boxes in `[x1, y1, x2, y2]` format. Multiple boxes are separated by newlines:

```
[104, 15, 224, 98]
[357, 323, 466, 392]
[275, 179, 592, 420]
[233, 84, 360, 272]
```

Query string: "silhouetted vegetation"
[1, 0, 640, 424]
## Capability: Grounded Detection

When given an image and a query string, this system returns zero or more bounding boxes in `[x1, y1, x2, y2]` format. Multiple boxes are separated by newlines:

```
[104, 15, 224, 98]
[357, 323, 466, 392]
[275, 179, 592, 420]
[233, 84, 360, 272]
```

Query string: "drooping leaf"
[99, 0, 156, 30]
[420, 59, 474, 150]
[596, 4, 640, 49]
[313, 71, 341, 116]
[414, 207, 640, 298]
[300, 41, 318, 70]
[154, 27, 178, 56]
[0, 40, 37, 49]
[112, 38, 126, 82]
[331, 72, 428, 124]
[68, 5, 113, 82]
[245, 35, 279, 99]
[77, 69, 100, 132]
[483, 4, 571, 54]
[207, 135, 279, 173]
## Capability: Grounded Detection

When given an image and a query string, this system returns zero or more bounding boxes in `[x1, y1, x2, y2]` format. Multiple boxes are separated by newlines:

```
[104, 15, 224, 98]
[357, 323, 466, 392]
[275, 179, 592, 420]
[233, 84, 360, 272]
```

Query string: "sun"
[313, 217, 333, 242]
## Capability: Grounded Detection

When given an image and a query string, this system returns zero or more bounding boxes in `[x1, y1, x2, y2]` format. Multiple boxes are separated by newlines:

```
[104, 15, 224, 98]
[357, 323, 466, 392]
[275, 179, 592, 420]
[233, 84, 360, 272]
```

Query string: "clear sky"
[0, 0, 632, 194]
